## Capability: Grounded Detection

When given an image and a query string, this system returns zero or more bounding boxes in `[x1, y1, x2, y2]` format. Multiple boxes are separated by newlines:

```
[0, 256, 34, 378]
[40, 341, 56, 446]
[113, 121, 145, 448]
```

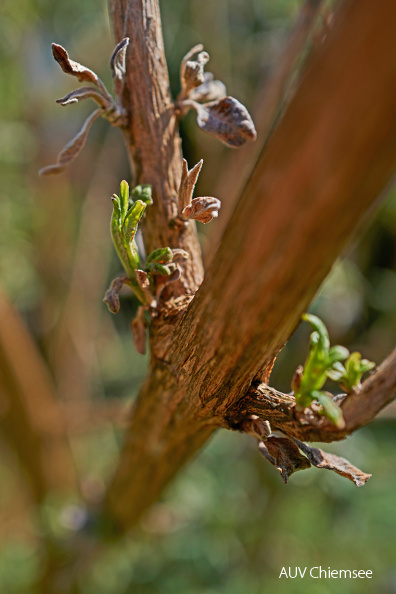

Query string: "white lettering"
[279, 568, 288, 578]
[298, 567, 307, 578]
[310, 567, 320, 578]
[339, 570, 352, 579]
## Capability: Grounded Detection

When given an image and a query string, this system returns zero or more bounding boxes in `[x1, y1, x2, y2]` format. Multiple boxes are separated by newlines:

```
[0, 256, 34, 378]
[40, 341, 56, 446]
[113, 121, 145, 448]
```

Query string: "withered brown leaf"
[182, 196, 221, 224]
[294, 439, 372, 487]
[103, 275, 129, 314]
[194, 96, 257, 148]
[56, 87, 110, 109]
[258, 437, 311, 484]
[39, 109, 101, 176]
[189, 72, 227, 103]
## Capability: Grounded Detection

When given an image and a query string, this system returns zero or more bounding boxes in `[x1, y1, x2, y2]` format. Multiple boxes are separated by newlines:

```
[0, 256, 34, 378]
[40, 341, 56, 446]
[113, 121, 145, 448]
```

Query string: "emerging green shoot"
[293, 314, 374, 428]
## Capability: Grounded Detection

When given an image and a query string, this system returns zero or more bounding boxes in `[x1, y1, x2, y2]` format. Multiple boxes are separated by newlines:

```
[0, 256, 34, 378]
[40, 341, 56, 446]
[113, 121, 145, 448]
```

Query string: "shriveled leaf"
[130, 308, 147, 355]
[110, 37, 129, 102]
[294, 439, 372, 487]
[189, 72, 227, 103]
[178, 159, 203, 213]
[194, 96, 257, 148]
[171, 249, 189, 261]
[52, 43, 100, 85]
[182, 196, 221, 224]
[39, 109, 101, 176]
[56, 86, 109, 109]
[103, 275, 128, 314]
[146, 247, 173, 265]
[135, 270, 156, 307]
[110, 37, 129, 80]
[258, 437, 311, 484]
[180, 44, 209, 96]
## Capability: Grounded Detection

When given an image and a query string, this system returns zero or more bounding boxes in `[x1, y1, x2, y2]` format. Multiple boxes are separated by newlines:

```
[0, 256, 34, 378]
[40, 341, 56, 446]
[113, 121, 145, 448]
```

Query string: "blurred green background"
[0, 0, 395, 592]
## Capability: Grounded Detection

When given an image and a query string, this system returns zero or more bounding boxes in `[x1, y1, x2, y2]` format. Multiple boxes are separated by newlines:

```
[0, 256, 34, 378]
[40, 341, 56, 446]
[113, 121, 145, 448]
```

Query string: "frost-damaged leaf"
[182, 196, 221, 224]
[189, 72, 227, 103]
[294, 439, 372, 487]
[135, 270, 156, 308]
[110, 37, 129, 103]
[56, 87, 110, 109]
[52, 43, 100, 85]
[180, 44, 210, 97]
[110, 37, 129, 80]
[178, 158, 203, 213]
[194, 96, 257, 147]
[258, 437, 311, 484]
[130, 307, 147, 355]
[103, 275, 129, 314]
[39, 109, 101, 176]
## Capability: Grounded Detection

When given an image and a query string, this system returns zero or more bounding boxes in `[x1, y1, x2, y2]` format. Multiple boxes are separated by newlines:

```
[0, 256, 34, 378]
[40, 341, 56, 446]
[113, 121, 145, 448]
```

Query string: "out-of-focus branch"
[205, 0, 326, 264]
[0, 291, 75, 503]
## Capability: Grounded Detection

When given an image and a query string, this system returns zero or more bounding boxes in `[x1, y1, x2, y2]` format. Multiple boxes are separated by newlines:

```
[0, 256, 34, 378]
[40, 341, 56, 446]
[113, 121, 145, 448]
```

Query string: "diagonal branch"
[104, 0, 396, 532]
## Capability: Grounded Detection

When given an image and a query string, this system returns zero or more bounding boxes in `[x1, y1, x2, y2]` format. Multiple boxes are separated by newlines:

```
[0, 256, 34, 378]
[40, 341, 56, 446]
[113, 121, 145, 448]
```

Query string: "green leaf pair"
[111, 180, 147, 288]
[293, 314, 375, 428]
[327, 352, 375, 392]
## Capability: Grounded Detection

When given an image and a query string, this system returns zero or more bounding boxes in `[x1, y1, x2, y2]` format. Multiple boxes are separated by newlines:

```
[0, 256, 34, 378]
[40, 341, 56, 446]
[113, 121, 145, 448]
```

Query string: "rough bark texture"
[110, 0, 204, 294]
[104, 0, 396, 532]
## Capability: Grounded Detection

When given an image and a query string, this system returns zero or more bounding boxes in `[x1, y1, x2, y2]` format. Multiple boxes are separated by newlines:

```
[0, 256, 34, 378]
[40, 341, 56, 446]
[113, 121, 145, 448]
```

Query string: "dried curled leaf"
[135, 270, 156, 308]
[110, 37, 129, 103]
[39, 109, 101, 176]
[130, 307, 147, 355]
[258, 437, 311, 484]
[52, 43, 99, 85]
[189, 72, 227, 103]
[103, 275, 129, 314]
[182, 196, 221, 224]
[56, 86, 110, 109]
[180, 44, 210, 96]
[110, 37, 129, 80]
[178, 158, 203, 213]
[193, 96, 257, 148]
[294, 439, 372, 487]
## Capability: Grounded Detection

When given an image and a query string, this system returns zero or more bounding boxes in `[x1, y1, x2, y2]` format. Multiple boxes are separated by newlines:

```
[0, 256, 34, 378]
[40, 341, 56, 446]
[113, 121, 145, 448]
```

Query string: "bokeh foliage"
[0, 0, 395, 592]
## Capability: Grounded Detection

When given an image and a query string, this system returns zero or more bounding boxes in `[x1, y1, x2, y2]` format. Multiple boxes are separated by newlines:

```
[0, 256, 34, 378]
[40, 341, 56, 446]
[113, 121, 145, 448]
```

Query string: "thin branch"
[235, 347, 396, 443]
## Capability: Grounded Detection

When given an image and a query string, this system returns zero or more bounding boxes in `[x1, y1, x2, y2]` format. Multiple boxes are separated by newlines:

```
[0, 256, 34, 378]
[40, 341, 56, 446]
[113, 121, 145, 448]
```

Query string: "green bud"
[131, 184, 153, 205]
[123, 200, 147, 244]
[146, 247, 174, 265]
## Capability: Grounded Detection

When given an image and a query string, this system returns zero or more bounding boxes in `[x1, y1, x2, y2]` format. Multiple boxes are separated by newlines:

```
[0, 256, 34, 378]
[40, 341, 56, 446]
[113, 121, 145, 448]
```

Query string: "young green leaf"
[146, 247, 174, 265]
[123, 200, 147, 244]
[119, 180, 130, 220]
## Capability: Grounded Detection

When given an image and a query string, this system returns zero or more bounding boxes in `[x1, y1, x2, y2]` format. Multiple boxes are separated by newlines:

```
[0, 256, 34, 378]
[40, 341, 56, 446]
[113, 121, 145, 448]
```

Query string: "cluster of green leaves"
[110, 181, 178, 305]
[293, 314, 375, 427]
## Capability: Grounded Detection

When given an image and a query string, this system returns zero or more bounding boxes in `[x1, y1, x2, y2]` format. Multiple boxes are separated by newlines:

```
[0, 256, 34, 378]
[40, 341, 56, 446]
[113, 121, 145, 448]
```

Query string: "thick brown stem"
[104, 0, 396, 532]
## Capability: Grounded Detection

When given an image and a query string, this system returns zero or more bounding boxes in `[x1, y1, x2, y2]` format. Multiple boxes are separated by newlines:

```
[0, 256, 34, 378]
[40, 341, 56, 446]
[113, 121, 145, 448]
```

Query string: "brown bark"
[104, 0, 396, 532]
